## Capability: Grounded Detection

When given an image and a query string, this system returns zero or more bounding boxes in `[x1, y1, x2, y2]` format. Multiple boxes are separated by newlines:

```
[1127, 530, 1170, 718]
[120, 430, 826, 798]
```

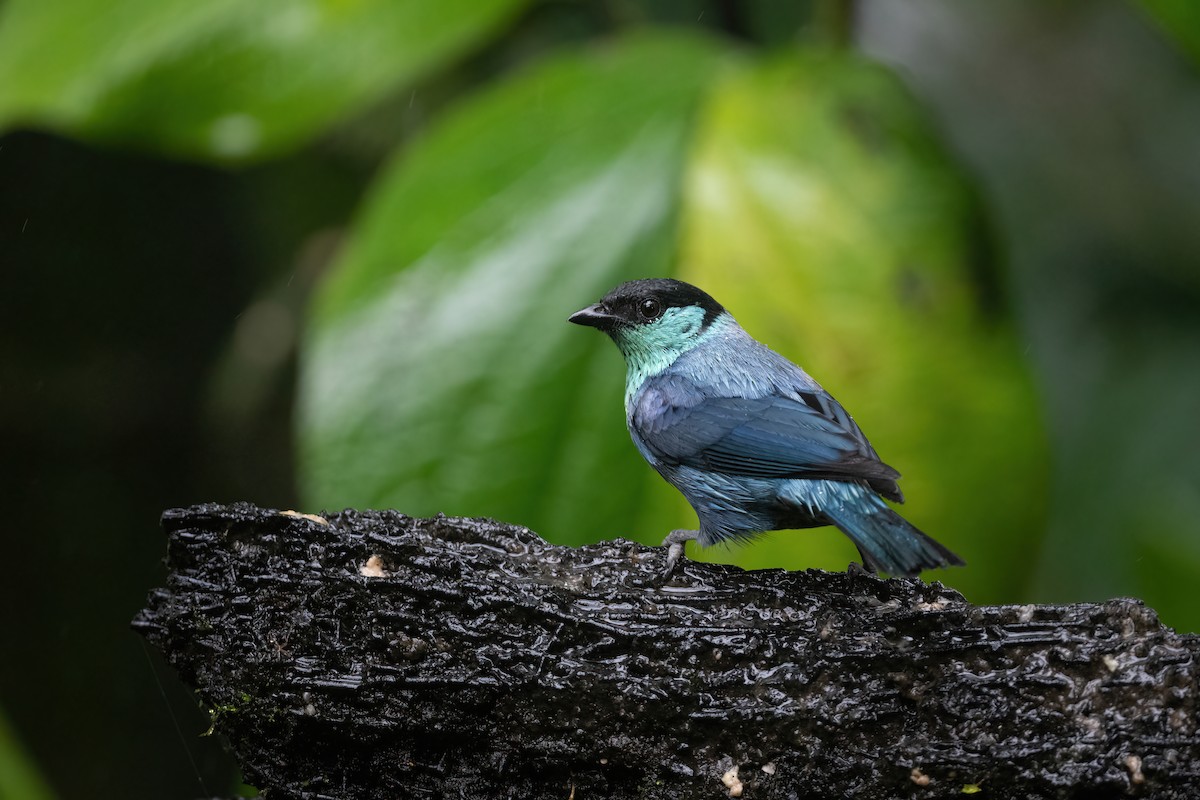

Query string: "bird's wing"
[633, 374, 901, 486]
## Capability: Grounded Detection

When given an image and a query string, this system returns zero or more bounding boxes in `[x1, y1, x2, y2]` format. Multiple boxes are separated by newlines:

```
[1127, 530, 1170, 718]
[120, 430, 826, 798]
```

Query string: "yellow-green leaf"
[664, 52, 1048, 602]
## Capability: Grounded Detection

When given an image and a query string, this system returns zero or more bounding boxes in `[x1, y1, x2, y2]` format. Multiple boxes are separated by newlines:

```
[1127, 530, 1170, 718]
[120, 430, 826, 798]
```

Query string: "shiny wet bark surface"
[134, 504, 1199, 799]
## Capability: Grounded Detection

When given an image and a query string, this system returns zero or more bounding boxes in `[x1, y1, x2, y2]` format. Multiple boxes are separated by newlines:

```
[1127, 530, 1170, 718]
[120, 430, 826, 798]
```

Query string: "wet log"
[132, 503, 1200, 799]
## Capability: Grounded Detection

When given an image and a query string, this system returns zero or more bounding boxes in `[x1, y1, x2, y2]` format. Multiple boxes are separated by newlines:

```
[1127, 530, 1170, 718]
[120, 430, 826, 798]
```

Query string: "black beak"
[568, 303, 619, 330]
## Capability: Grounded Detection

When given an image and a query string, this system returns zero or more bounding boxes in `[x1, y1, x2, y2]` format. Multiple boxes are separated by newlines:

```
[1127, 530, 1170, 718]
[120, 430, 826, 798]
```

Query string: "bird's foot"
[660, 529, 699, 579]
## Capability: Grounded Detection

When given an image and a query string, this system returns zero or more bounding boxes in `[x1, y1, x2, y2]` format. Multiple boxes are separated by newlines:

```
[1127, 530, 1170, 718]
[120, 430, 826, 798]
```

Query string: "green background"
[2, 1, 1198, 797]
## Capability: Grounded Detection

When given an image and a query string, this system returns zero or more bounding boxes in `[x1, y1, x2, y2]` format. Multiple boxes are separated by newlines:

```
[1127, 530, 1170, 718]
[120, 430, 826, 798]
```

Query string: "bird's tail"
[787, 480, 964, 577]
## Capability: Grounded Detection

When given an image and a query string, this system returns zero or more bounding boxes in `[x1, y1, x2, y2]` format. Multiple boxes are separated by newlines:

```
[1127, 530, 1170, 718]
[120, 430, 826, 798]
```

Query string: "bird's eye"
[638, 298, 663, 321]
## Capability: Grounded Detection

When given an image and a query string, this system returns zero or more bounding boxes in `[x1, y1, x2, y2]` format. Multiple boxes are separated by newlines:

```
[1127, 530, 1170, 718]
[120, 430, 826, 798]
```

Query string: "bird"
[568, 278, 964, 578]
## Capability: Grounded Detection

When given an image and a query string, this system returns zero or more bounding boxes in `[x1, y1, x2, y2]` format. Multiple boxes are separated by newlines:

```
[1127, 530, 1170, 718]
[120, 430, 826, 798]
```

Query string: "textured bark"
[133, 503, 1200, 799]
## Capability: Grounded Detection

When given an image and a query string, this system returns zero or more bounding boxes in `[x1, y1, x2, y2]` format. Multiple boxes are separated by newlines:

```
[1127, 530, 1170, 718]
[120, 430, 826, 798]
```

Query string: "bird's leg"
[850, 547, 879, 576]
[660, 529, 699, 578]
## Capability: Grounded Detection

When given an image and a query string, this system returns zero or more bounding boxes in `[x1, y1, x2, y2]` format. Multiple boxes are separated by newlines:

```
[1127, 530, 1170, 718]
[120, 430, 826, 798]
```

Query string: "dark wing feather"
[634, 374, 903, 499]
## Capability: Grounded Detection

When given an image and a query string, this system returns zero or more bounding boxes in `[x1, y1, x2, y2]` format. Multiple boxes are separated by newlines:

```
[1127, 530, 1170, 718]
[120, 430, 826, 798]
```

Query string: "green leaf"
[0, 704, 55, 800]
[669, 52, 1048, 602]
[299, 33, 734, 542]
[0, 0, 529, 161]
[299, 37, 1049, 606]
[1140, 0, 1200, 65]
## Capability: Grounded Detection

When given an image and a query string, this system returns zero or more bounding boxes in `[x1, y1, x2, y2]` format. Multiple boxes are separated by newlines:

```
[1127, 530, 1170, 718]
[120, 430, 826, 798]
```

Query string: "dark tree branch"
[133, 503, 1200, 799]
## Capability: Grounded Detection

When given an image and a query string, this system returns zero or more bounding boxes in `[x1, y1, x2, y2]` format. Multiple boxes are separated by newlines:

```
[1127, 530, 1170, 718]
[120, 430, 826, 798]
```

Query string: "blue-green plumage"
[569, 278, 963, 577]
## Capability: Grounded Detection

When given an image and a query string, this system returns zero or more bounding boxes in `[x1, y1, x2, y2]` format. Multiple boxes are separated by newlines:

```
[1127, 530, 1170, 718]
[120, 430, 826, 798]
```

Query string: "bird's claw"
[659, 529, 699, 581]
[662, 542, 685, 579]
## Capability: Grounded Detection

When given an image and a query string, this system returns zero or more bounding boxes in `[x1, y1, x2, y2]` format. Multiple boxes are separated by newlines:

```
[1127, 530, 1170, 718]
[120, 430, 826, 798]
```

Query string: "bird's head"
[569, 278, 729, 374]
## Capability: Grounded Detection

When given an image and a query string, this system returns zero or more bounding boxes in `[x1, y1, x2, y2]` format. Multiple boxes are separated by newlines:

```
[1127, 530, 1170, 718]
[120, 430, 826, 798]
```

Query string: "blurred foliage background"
[2, 1, 1198, 797]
